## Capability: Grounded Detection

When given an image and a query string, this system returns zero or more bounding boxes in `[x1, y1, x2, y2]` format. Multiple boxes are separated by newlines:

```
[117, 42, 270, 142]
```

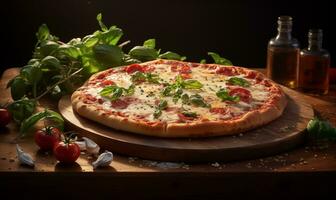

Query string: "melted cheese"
[83, 62, 272, 123]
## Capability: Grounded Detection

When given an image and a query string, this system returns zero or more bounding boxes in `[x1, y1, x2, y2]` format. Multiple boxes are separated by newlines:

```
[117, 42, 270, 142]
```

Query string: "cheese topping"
[84, 62, 272, 123]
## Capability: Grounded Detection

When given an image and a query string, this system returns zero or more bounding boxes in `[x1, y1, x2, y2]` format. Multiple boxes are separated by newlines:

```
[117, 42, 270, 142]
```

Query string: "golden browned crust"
[71, 59, 287, 138]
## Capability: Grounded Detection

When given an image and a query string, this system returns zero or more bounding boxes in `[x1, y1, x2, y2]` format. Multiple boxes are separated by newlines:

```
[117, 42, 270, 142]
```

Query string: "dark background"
[0, 0, 334, 74]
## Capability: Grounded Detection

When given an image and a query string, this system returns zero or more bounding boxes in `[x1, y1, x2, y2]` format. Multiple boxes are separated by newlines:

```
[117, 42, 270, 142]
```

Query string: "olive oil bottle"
[266, 16, 300, 89]
[298, 29, 330, 94]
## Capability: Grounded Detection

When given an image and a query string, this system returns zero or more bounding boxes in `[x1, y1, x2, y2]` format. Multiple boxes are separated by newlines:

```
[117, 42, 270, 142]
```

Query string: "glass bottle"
[298, 29, 330, 94]
[266, 16, 300, 88]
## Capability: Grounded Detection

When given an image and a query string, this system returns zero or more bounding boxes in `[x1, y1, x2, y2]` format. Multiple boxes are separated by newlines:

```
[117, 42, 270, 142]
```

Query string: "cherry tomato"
[0, 108, 11, 127]
[125, 64, 144, 74]
[229, 88, 252, 103]
[53, 141, 80, 164]
[34, 126, 62, 150]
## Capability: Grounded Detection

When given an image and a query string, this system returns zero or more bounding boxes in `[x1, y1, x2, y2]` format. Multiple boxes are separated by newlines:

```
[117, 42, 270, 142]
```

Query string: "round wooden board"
[59, 87, 313, 162]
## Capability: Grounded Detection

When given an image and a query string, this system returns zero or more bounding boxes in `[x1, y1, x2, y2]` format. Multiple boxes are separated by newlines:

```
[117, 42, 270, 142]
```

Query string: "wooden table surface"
[1, 68, 336, 198]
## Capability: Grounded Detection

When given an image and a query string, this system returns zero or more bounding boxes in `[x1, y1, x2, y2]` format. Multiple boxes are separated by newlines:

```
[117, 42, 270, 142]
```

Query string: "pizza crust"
[71, 59, 287, 138]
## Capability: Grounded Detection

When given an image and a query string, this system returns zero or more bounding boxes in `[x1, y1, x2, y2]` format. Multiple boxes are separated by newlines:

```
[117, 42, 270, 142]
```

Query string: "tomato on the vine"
[34, 126, 62, 150]
[53, 135, 80, 164]
[0, 108, 12, 127]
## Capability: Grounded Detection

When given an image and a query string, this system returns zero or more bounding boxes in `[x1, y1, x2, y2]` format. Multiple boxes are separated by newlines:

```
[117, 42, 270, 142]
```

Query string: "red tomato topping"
[245, 71, 257, 79]
[210, 107, 228, 115]
[142, 65, 155, 72]
[101, 80, 115, 86]
[216, 67, 238, 76]
[86, 95, 97, 102]
[111, 99, 129, 109]
[125, 64, 144, 74]
[229, 88, 252, 103]
[177, 113, 197, 122]
[98, 98, 104, 104]
[97, 73, 107, 79]
[180, 73, 192, 79]
[261, 80, 272, 87]
[171, 64, 191, 74]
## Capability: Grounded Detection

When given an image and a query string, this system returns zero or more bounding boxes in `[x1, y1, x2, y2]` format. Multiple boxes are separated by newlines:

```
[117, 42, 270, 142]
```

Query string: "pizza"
[71, 59, 287, 137]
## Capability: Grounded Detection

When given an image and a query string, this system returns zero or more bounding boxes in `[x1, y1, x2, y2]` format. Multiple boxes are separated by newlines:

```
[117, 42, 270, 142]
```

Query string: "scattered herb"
[131, 71, 160, 84]
[216, 88, 240, 102]
[153, 100, 168, 118]
[99, 85, 135, 101]
[227, 77, 250, 87]
[182, 111, 198, 118]
[208, 52, 233, 65]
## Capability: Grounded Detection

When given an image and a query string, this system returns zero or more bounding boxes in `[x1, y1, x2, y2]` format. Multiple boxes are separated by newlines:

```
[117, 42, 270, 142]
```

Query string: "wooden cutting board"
[58, 87, 313, 162]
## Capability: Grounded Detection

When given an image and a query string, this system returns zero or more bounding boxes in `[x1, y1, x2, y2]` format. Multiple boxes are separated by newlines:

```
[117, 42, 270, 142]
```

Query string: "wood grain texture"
[2, 68, 336, 173]
[59, 87, 313, 162]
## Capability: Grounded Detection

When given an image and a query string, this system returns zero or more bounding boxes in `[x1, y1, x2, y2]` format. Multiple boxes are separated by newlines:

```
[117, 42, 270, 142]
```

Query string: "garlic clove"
[75, 141, 87, 151]
[16, 144, 35, 167]
[82, 137, 100, 155]
[92, 150, 113, 169]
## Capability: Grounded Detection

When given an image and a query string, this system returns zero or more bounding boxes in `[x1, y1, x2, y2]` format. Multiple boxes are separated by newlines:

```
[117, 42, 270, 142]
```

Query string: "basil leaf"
[21, 65, 43, 84]
[143, 39, 156, 49]
[153, 100, 168, 119]
[19, 109, 64, 135]
[10, 77, 29, 100]
[208, 52, 233, 65]
[131, 71, 146, 82]
[162, 86, 173, 96]
[96, 13, 108, 31]
[83, 35, 99, 48]
[7, 98, 37, 124]
[99, 85, 134, 100]
[182, 80, 203, 89]
[159, 51, 186, 61]
[57, 44, 82, 59]
[153, 109, 162, 119]
[40, 56, 61, 71]
[189, 94, 210, 108]
[181, 93, 189, 104]
[125, 84, 135, 96]
[99, 27, 123, 45]
[93, 44, 123, 66]
[227, 77, 251, 87]
[38, 41, 60, 57]
[129, 46, 159, 61]
[182, 111, 197, 118]
[36, 24, 50, 42]
[131, 72, 160, 84]
[99, 85, 123, 101]
[307, 118, 336, 140]
[146, 73, 160, 84]
[200, 59, 206, 64]
[216, 88, 240, 102]
[158, 100, 168, 110]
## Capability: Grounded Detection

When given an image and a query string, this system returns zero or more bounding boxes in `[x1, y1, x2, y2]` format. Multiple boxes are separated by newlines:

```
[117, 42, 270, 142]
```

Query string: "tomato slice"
[101, 80, 115, 86]
[210, 107, 228, 115]
[245, 71, 257, 79]
[111, 99, 129, 109]
[216, 67, 238, 76]
[171, 64, 191, 74]
[229, 87, 252, 103]
[125, 64, 144, 74]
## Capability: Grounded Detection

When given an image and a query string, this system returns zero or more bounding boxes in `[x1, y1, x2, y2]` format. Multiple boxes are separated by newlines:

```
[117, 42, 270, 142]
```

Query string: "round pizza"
[71, 59, 287, 137]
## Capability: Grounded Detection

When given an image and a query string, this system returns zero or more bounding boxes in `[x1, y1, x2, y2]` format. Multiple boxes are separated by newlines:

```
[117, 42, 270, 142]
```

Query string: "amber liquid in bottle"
[267, 47, 299, 88]
[298, 29, 330, 94]
[266, 16, 300, 89]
